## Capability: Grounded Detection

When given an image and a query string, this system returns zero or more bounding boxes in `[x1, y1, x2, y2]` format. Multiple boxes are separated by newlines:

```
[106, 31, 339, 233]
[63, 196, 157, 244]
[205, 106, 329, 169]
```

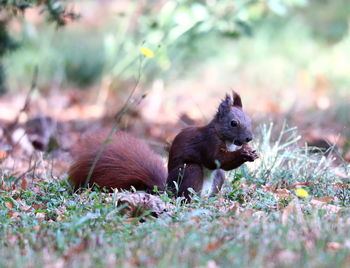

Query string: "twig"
[4, 66, 38, 145]
[84, 56, 145, 188]
[13, 164, 36, 186]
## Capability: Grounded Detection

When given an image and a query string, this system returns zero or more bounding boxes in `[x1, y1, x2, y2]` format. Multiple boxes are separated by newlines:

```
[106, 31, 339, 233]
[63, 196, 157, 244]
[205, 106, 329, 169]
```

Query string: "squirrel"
[68, 91, 258, 198]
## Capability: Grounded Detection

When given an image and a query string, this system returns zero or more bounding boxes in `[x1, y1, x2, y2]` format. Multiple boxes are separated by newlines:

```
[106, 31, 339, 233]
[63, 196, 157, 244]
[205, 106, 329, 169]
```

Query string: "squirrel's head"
[214, 91, 253, 146]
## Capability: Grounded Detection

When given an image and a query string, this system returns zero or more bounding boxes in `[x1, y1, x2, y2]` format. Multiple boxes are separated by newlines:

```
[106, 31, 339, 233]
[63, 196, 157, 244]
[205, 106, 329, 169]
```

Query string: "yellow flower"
[140, 47, 154, 58]
[295, 188, 309, 198]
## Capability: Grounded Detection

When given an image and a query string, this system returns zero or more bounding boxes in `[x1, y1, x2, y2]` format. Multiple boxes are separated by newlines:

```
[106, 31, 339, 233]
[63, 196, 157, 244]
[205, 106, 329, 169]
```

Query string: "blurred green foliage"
[300, 0, 350, 43]
[1, 0, 311, 92]
[0, 0, 78, 93]
[0, 0, 78, 25]
[1, 0, 350, 94]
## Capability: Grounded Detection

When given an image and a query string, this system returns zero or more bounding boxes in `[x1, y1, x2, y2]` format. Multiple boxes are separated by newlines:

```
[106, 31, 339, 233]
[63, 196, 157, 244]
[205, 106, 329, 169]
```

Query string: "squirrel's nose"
[245, 136, 252, 143]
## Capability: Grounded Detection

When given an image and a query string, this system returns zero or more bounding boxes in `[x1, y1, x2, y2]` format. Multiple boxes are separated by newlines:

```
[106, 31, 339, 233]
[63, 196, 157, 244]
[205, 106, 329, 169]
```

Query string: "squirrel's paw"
[239, 145, 259, 162]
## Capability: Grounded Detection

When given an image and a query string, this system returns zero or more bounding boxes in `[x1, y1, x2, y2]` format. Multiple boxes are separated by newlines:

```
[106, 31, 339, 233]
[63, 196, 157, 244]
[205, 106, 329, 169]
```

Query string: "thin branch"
[4, 66, 38, 145]
[84, 56, 145, 188]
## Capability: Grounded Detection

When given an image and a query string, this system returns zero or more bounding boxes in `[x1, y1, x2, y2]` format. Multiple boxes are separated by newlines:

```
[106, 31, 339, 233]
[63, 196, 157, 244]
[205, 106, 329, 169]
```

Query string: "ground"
[1, 1, 350, 267]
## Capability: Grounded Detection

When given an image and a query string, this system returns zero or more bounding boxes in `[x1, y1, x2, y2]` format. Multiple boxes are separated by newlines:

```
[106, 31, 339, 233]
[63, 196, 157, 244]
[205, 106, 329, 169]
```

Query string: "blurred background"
[0, 0, 350, 172]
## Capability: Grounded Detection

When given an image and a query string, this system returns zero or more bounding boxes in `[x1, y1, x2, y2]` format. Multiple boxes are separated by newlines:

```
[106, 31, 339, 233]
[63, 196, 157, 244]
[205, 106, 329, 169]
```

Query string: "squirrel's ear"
[232, 91, 242, 108]
[216, 94, 233, 119]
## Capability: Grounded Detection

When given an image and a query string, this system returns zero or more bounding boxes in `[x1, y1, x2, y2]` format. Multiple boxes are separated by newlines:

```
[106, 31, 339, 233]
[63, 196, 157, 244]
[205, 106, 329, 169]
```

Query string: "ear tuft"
[216, 94, 233, 120]
[232, 91, 242, 108]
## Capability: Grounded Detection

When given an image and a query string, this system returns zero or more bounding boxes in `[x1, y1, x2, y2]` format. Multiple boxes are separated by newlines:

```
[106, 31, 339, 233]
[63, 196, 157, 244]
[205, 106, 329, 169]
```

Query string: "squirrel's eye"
[230, 120, 238, 127]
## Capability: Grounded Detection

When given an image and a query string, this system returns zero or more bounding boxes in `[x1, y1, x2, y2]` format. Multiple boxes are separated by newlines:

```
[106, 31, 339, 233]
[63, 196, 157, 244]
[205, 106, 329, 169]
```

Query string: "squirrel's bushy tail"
[68, 132, 167, 192]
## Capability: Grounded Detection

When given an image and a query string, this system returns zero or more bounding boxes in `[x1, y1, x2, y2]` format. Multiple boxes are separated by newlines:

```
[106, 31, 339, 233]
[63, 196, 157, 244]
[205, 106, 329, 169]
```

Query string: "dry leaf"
[0, 150, 7, 160]
[309, 200, 341, 214]
[332, 182, 350, 190]
[8, 211, 20, 219]
[313, 196, 333, 203]
[281, 202, 303, 226]
[21, 178, 28, 190]
[5, 201, 14, 209]
[253, 211, 266, 219]
[241, 183, 258, 194]
[326, 242, 342, 252]
[124, 217, 140, 225]
[205, 238, 226, 253]
[115, 192, 169, 219]
[274, 188, 291, 200]
[334, 169, 349, 179]
[63, 238, 89, 260]
[190, 216, 201, 223]
[19, 203, 32, 212]
[32, 203, 46, 210]
[344, 150, 350, 163]
[35, 212, 45, 219]
[276, 250, 299, 264]
[7, 235, 18, 245]
[0, 180, 10, 191]
[261, 184, 273, 192]
[33, 225, 41, 231]
[45, 258, 65, 268]
[225, 201, 240, 214]
[240, 208, 256, 220]
[292, 182, 312, 188]
[282, 203, 294, 225]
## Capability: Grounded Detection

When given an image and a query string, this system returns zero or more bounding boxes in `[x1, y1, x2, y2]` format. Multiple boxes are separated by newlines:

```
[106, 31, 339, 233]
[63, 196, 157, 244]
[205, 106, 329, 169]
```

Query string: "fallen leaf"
[115, 192, 169, 219]
[292, 182, 312, 188]
[309, 200, 341, 214]
[205, 238, 226, 253]
[8, 211, 20, 219]
[326, 242, 342, 252]
[5, 201, 14, 209]
[344, 150, 350, 163]
[20, 203, 32, 212]
[282, 202, 294, 225]
[32, 203, 46, 210]
[190, 216, 201, 223]
[282, 202, 303, 226]
[0, 150, 7, 160]
[0, 180, 10, 191]
[225, 201, 240, 214]
[240, 208, 256, 220]
[334, 169, 349, 179]
[313, 196, 333, 203]
[21, 178, 28, 190]
[7, 235, 18, 245]
[124, 218, 140, 225]
[333, 182, 350, 190]
[35, 212, 45, 220]
[276, 249, 299, 264]
[33, 225, 41, 231]
[274, 188, 291, 200]
[63, 238, 89, 260]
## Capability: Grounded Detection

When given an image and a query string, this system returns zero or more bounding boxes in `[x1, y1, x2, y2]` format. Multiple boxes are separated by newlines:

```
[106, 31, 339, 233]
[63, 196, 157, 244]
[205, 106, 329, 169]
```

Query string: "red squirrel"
[68, 92, 258, 198]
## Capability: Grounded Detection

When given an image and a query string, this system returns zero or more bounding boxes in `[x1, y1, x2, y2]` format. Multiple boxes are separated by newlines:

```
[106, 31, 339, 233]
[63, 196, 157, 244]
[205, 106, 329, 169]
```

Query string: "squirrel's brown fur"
[68, 92, 258, 198]
[68, 131, 167, 192]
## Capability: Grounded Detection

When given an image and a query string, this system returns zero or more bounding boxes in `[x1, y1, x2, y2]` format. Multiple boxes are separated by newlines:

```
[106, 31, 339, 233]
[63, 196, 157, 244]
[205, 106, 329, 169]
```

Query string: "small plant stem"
[84, 56, 145, 188]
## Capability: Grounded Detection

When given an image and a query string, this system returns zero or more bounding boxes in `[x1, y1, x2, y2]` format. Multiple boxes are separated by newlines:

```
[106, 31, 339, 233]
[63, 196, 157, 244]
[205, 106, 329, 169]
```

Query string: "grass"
[1, 125, 350, 267]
